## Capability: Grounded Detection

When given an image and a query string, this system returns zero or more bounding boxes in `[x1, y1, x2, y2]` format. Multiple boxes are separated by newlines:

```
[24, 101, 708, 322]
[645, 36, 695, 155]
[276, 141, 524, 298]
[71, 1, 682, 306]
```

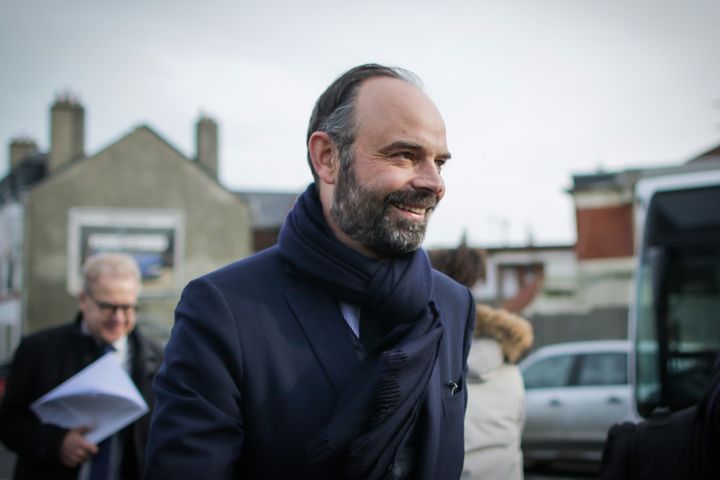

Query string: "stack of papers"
[30, 353, 148, 444]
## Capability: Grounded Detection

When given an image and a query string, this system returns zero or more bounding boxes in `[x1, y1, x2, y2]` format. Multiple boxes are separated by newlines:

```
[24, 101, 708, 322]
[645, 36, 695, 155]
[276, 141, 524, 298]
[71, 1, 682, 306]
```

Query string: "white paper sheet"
[30, 352, 148, 444]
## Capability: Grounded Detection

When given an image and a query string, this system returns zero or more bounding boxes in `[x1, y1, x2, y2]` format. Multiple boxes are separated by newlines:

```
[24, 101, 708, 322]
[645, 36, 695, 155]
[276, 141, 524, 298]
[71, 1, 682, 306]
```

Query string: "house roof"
[569, 153, 720, 194]
[687, 141, 720, 163]
[0, 123, 232, 205]
[569, 169, 642, 193]
[234, 190, 298, 229]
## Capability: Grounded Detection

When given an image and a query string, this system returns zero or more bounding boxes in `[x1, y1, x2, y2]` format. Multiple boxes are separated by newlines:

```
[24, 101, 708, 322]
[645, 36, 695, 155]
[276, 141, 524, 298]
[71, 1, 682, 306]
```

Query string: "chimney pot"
[49, 94, 85, 173]
[196, 115, 219, 179]
[9, 137, 38, 170]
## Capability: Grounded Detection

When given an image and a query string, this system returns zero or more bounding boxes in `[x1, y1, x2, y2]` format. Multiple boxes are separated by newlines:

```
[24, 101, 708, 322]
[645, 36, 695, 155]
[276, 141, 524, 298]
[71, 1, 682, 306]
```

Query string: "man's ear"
[308, 131, 340, 185]
[78, 290, 89, 313]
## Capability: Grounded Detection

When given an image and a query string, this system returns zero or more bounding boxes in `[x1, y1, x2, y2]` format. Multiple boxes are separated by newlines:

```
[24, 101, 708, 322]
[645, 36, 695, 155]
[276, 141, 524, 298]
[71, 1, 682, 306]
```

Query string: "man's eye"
[393, 151, 414, 160]
[435, 159, 447, 170]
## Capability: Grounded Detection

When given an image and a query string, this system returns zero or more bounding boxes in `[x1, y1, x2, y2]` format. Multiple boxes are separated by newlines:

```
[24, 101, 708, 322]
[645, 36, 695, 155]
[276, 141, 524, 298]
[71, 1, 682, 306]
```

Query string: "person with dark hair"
[428, 245, 486, 289]
[145, 64, 476, 479]
[0, 253, 163, 480]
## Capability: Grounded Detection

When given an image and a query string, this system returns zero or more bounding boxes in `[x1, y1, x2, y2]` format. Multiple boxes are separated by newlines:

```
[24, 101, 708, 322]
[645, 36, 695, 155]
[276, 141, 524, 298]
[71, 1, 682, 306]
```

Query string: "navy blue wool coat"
[146, 246, 475, 479]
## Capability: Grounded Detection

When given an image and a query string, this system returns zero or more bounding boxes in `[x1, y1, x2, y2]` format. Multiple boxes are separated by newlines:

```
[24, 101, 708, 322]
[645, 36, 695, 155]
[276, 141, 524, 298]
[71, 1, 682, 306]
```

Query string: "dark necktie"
[90, 437, 112, 480]
[90, 344, 115, 480]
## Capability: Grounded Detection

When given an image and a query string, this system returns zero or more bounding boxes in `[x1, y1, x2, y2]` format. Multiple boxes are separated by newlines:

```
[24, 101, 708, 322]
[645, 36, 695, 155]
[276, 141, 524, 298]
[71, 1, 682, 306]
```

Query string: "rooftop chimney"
[196, 115, 218, 179]
[9, 137, 38, 170]
[49, 93, 85, 173]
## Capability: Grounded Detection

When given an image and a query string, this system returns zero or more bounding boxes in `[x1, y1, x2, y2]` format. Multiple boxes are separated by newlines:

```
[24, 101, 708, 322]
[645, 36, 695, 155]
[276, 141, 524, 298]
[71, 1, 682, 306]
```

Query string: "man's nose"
[110, 307, 127, 321]
[411, 159, 445, 198]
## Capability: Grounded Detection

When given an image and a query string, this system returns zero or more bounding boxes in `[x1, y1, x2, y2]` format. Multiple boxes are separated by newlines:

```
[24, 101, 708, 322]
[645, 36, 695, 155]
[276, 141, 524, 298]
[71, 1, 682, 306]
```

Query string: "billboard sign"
[68, 208, 184, 296]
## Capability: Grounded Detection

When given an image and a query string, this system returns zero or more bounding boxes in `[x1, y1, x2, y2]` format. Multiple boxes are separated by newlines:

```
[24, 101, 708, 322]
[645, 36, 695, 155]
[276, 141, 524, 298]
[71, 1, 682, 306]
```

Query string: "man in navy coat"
[145, 64, 476, 479]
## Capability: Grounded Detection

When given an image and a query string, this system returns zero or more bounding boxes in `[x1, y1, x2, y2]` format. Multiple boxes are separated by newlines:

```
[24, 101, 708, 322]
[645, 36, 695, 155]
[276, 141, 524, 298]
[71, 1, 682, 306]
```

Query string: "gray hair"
[306, 64, 422, 181]
[82, 252, 141, 293]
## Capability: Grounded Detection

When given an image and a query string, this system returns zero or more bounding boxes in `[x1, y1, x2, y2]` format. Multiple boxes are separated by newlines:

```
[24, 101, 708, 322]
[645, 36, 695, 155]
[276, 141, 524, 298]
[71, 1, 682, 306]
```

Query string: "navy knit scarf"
[278, 184, 443, 479]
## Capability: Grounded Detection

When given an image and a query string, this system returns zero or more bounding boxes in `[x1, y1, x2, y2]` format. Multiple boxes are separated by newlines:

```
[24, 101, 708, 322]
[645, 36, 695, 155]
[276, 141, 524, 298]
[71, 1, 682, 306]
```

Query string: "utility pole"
[489, 216, 510, 246]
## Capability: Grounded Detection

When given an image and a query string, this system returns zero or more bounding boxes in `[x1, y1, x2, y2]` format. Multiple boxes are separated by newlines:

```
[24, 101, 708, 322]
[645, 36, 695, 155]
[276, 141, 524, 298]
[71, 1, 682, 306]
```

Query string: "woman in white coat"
[462, 305, 533, 480]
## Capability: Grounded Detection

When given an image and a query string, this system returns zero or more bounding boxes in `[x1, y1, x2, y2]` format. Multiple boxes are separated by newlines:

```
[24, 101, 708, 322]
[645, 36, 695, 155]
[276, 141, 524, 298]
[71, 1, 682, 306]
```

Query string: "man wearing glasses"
[0, 252, 163, 480]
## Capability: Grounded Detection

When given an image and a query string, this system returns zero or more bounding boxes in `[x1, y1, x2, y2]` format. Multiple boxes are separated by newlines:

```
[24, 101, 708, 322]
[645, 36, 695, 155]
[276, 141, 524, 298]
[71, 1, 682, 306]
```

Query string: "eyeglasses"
[85, 290, 138, 315]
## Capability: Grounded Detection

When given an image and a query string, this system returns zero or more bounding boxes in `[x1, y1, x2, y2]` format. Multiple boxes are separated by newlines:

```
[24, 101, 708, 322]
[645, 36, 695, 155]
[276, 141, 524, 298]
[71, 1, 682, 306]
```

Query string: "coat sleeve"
[598, 422, 636, 480]
[0, 337, 68, 464]
[145, 277, 245, 479]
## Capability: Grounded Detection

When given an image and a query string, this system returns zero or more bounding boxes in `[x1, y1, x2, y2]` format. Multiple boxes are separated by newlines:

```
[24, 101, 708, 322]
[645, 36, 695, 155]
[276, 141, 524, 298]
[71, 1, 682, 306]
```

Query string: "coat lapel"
[285, 280, 360, 396]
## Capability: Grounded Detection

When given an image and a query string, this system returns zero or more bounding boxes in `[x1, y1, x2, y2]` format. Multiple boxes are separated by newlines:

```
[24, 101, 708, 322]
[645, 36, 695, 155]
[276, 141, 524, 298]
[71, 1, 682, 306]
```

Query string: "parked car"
[520, 340, 633, 467]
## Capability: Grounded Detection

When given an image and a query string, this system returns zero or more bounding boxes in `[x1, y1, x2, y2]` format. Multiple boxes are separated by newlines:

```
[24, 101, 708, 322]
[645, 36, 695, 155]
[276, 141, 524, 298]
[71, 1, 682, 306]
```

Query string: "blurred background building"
[0, 95, 298, 361]
[432, 143, 720, 351]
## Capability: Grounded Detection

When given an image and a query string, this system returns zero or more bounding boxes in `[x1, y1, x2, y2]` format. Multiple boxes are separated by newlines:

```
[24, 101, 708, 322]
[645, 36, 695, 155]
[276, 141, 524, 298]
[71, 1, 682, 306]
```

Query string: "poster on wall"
[67, 208, 185, 296]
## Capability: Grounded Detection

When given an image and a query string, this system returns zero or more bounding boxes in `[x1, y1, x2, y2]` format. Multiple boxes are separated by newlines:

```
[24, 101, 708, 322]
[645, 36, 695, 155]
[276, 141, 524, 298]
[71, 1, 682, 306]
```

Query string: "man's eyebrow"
[378, 141, 452, 160]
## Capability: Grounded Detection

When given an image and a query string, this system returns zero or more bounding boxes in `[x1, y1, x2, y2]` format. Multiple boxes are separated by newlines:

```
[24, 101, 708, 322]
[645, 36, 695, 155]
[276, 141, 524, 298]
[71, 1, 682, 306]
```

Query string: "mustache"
[384, 188, 439, 210]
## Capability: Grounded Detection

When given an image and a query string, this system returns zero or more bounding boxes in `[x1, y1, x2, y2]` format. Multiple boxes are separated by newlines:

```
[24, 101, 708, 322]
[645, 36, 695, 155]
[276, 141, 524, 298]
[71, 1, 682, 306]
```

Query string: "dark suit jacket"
[146, 246, 475, 479]
[599, 406, 696, 480]
[0, 315, 163, 480]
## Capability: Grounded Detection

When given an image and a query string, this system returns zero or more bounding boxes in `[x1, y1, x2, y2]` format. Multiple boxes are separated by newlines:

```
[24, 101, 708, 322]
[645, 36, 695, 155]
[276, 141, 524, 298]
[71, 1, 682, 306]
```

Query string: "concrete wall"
[576, 257, 635, 311]
[23, 126, 251, 336]
[528, 307, 629, 351]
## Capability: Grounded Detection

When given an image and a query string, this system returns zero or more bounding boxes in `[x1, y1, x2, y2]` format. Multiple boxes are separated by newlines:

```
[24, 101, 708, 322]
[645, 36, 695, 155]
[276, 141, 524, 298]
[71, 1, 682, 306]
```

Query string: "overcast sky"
[2, 0, 719, 248]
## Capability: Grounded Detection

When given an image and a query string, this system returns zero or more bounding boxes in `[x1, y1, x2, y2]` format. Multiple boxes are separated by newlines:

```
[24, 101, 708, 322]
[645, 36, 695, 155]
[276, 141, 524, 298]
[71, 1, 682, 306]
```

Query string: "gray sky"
[2, 0, 719, 248]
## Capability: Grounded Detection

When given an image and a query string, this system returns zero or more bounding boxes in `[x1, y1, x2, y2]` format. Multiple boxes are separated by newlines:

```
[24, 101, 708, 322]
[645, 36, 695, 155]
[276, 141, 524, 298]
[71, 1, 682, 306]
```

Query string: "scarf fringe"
[369, 349, 407, 426]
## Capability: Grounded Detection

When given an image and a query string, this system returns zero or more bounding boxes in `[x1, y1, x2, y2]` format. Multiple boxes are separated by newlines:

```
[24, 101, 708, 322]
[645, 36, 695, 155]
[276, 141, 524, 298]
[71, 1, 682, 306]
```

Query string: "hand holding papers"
[30, 353, 148, 444]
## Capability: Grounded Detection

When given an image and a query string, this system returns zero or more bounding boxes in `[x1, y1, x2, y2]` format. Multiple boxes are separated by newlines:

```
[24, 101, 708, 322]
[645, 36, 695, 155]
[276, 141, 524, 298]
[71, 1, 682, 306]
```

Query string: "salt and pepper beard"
[330, 147, 439, 258]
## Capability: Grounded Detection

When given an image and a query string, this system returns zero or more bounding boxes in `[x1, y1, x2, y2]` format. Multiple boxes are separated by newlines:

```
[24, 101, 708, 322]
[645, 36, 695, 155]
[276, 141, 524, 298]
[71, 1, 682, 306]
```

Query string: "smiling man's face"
[329, 76, 450, 258]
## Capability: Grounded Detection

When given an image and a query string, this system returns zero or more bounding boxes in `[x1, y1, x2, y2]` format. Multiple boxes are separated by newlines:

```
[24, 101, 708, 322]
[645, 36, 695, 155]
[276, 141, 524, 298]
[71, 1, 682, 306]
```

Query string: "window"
[576, 353, 627, 386]
[523, 354, 574, 389]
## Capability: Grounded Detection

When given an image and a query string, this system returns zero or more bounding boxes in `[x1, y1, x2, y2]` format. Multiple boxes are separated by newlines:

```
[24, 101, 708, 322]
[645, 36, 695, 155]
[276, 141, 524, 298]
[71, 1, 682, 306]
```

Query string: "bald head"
[352, 76, 448, 165]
